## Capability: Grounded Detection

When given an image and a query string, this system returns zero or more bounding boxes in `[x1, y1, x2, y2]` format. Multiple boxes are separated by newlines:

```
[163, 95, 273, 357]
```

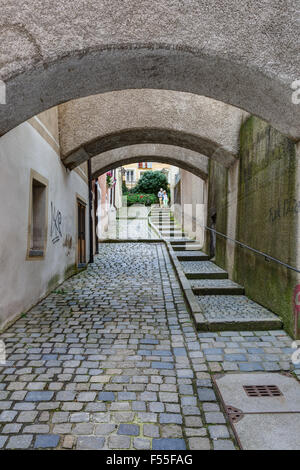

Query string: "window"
[126, 169, 135, 183]
[138, 162, 152, 169]
[27, 170, 48, 259]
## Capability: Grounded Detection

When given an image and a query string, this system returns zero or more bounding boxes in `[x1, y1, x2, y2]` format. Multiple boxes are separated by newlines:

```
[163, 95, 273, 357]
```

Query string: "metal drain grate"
[225, 405, 244, 423]
[243, 385, 282, 397]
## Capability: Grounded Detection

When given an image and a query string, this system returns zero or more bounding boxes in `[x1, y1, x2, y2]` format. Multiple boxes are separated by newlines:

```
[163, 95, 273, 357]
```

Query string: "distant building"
[123, 162, 179, 202]
[123, 162, 177, 189]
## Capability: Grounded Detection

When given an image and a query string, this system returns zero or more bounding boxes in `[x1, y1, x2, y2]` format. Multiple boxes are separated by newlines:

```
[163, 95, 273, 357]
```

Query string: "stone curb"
[148, 218, 208, 331]
[99, 238, 162, 243]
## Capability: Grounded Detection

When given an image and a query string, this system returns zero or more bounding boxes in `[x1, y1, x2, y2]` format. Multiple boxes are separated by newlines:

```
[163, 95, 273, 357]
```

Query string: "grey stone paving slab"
[152, 438, 186, 450]
[34, 434, 60, 448]
[182, 261, 228, 279]
[76, 436, 105, 450]
[234, 413, 300, 450]
[175, 251, 210, 261]
[6, 435, 33, 449]
[117, 423, 139, 436]
[196, 295, 282, 330]
[191, 279, 244, 295]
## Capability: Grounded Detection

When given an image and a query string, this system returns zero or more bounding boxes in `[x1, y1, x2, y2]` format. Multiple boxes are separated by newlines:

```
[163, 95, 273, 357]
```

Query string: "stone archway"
[0, 1, 299, 139]
[91, 144, 208, 180]
[59, 90, 245, 169]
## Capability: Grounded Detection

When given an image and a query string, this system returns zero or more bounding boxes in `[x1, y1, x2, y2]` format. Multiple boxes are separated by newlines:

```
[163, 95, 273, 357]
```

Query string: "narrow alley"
[0, 241, 295, 450]
[0, 0, 299, 455]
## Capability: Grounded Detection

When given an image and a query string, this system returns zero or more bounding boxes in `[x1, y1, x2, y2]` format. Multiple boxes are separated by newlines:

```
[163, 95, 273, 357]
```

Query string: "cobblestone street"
[0, 243, 294, 450]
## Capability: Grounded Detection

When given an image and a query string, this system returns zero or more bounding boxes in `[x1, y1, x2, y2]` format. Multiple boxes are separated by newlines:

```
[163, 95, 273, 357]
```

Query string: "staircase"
[149, 206, 282, 332]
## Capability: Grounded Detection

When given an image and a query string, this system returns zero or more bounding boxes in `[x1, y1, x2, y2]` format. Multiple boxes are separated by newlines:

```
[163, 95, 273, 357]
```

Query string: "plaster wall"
[0, 116, 89, 331]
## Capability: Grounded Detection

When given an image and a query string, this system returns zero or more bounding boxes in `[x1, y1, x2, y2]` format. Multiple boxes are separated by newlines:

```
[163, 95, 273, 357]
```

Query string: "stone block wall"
[206, 116, 299, 337]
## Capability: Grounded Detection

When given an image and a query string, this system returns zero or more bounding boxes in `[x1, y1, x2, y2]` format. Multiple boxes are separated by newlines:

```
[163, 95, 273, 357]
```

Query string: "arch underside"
[0, 1, 298, 140]
[1, 47, 299, 141]
[91, 145, 209, 180]
[64, 128, 237, 170]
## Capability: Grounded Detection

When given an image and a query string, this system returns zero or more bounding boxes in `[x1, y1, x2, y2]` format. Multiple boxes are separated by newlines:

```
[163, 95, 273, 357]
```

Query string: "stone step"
[162, 234, 186, 239]
[191, 279, 245, 295]
[150, 213, 172, 217]
[195, 294, 282, 331]
[170, 239, 196, 245]
[175, 251, 210, 261]
[150, 219, 174, 223]
[157, 226, 179, 230]
[150, 217, 174, 224]
[161, 230, 185, 236]
[181, 261, 228, 279]
[164, 236, 190, 241]
[172, 244, 203, 251]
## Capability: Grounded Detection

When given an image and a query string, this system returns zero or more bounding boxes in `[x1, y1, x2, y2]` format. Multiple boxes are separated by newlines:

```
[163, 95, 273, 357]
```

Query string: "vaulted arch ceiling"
[59, 90, 246, 169]
[0, 1, 299, 139]
[91, 144, 209, 180]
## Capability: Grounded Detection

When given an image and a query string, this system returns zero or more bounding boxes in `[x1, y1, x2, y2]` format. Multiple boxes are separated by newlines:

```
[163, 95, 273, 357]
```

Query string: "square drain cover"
[215, 372, 300, 413]
[243, 385, 282, 397]
[214, 373, 300, 450]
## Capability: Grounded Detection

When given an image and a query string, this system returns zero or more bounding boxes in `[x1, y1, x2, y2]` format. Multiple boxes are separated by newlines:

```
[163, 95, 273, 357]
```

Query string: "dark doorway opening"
[77, 200, 86, 266]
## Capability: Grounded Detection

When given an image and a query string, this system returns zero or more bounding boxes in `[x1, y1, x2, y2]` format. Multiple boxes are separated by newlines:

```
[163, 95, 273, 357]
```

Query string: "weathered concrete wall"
[205, 160, 228, 267]
[226, 160, 239, 278]
[0, 1, 299, 140]
[234, 117, 299, 337]
[173, 176, 182, 229]
[175, 170, 207, 245]
[0, 111, 89, 331]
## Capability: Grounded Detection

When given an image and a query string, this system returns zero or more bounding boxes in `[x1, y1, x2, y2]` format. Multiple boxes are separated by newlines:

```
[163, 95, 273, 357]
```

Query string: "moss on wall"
[234, 116, 298, 337]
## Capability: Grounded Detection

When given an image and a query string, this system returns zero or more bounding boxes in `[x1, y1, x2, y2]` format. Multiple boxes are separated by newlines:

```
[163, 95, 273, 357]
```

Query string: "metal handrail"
[204, 225, 300, 274]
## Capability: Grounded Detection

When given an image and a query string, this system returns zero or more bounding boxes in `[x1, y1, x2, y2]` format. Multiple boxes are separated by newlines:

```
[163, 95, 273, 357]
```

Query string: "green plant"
[125, 193, 158, 206]
[53, 289, 66, 295]
[106, 171, 116, 187]
[131, 170, 168, 195]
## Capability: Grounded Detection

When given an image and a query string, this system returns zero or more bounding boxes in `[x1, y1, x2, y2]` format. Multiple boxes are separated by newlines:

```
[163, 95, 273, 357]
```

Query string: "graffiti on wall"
[50, 202, 62, 244]
[269, 198, 300, 223]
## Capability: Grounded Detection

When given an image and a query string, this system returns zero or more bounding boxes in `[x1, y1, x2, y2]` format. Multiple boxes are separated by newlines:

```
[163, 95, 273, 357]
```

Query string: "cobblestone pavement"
[101, 216, 158, 240]
[0, 243, 296, 450]
[197, 330, 297, 373]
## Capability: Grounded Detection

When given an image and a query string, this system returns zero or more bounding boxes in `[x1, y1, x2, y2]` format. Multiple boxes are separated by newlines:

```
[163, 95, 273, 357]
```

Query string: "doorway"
[77, 199, 86, 266]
